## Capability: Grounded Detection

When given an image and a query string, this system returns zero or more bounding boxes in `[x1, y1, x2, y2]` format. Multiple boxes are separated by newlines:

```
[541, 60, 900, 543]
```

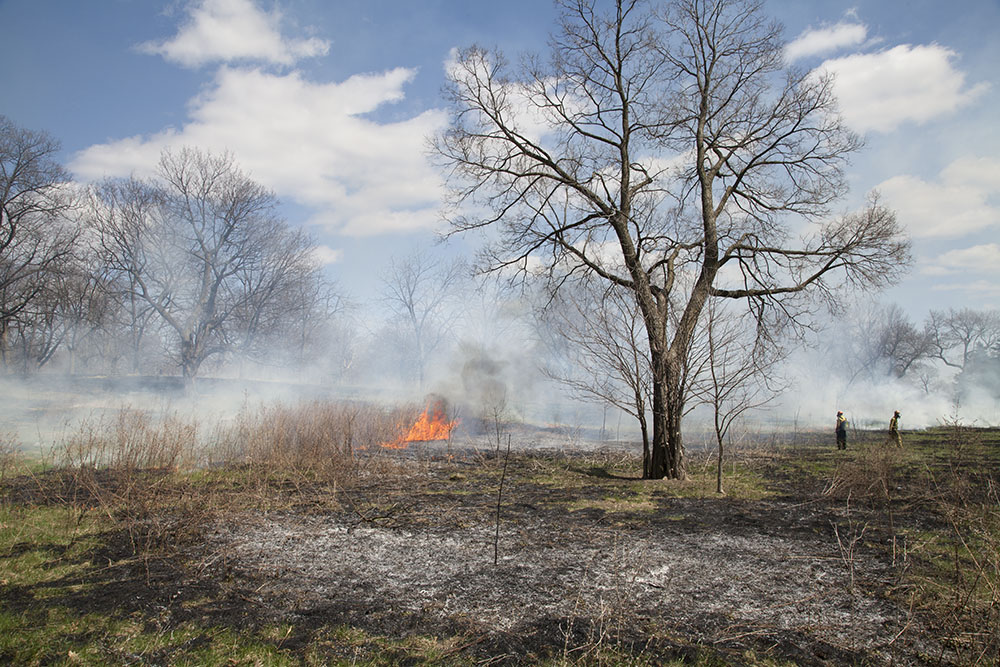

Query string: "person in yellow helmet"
[887, 410, 901, 448]
[836, 411, 848, 450]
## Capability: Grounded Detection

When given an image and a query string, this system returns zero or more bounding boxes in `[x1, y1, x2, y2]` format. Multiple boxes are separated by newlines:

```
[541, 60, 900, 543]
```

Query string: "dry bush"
[821, 424, 1000, 663]
[34, 409, 206, 575]
[28, 399, 430, 578]
[915, 424, 1000, 664]
[823, 441, 901, 505]
[54, 407, 197, 472]
[0, 432, 20, 485]
[208, 400, 419, 484]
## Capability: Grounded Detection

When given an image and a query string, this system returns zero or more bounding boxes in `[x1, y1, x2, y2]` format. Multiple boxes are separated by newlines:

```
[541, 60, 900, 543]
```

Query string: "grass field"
[1, 403, 998, 665]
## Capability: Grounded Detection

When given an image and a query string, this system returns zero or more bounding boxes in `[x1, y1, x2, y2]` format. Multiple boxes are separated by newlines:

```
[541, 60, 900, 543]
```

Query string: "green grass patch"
[0, 504, 101, 590]
[0, 607, 302, 666]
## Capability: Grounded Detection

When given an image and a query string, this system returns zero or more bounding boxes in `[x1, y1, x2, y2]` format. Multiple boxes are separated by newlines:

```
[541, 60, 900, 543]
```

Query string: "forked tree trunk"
[646, 354, 687, 480]
[180, 336, 201, 385]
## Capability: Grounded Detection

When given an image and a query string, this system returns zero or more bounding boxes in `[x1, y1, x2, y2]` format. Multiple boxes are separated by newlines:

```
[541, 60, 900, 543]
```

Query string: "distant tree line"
[0, 115, 343, 382]
[834, 302, 1000, 403]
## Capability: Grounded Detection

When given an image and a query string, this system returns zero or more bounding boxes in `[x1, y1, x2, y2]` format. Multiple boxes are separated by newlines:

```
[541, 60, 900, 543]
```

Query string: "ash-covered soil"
[190, 445, 940, 665]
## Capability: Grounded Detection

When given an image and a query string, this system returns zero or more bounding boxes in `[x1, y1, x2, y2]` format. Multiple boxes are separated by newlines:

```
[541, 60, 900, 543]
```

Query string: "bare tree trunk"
[716, 437, 724, 495]
[666, 393, 685, 480]
[647, 341, 688, 480]
[715, 414, 724, 495]
[635, 390, 650, 478]
[180, 336, 201, 385]
[0, 325, 7, 370]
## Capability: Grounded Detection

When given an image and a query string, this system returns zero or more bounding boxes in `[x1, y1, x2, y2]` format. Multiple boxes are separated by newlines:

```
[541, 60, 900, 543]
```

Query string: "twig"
[494, 434, 511, 566]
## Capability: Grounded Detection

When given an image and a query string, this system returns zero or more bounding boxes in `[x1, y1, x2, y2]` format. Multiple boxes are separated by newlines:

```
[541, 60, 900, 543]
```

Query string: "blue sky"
[1, 0, 998, 316]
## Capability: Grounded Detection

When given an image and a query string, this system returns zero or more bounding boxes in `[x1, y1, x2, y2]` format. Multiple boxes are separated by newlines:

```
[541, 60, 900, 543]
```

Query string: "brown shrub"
[208, 400, 417, 480]
[54, 407, 197, 472]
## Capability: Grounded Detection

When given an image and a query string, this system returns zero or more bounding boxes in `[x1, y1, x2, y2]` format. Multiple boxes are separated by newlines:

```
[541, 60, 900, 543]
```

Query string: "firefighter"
[836, 411, 848, 450]
[887, 410, 902, 448]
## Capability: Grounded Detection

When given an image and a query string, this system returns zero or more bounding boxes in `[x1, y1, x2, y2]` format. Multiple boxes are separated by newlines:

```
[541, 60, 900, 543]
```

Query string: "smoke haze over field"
[4, 293, 998, 461]
[776, 349, 999, 431]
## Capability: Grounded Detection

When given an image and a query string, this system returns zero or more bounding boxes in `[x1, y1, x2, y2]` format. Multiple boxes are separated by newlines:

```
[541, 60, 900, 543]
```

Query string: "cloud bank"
[818, 44, 988, 133]
[74, 0, 447, 238]
[137, 0, 329, 67]
[785, 22, 867, 61]
[876, 156, 1000, 239]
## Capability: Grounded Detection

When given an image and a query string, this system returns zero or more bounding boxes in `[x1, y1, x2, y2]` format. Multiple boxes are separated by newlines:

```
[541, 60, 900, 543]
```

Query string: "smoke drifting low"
[775, 348, 999, 431]
[4, 280, 998, 461]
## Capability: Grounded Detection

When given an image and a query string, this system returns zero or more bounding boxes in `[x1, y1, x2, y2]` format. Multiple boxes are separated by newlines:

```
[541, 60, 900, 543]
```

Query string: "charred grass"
[1, 408, 999, 665]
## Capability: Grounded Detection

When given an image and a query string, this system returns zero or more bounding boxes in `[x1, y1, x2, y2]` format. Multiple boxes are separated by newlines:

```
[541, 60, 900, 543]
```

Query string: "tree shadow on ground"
[574, 465, 640, 480]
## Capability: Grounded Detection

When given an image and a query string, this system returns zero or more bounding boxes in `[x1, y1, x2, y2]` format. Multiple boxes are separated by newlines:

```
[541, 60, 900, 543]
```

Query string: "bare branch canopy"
[435, 0, 910, 479]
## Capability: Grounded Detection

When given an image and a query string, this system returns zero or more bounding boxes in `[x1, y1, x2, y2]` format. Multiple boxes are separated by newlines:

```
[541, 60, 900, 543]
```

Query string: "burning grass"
[1, 402, 999, 665]
[380, 396, 459, 449]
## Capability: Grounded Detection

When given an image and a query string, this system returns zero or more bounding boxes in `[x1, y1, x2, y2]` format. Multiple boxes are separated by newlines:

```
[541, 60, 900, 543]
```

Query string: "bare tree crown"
[435, 0, 910, 479]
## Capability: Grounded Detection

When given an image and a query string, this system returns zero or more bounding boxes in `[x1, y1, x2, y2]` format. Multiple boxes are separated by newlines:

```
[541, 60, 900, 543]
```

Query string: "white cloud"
[818, 44, 989, 133]
[875, 156, 1000, 238]
[930, 279, 1000, 298]
[70, 66, 448, 237]
[924, 244, 1000, 276]
[785, 22, 867, 62]
[311, 245, 343, 266]
[138, 0, 329, 68]
[443, 47, 573, 146]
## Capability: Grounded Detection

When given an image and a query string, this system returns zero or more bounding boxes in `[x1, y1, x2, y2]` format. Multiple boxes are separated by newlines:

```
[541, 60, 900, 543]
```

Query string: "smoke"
[7, 241, 997, 460]
[0, 374, 336, 456]
[774, 340, 999, 431]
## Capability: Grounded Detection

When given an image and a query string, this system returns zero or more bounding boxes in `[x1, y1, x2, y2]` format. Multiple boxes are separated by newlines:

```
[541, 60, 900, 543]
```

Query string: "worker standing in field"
[836, 411, 848, 450]
[887, 410, 902, 448]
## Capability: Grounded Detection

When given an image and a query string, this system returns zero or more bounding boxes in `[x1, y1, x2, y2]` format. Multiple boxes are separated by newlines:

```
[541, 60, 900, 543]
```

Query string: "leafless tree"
[44, 256, 113, 374]
[435, 0, 909, 478]
[380, 251, 467, 389]
[89, 177, 163, 374]
[9, 288, 64, 373]
[834, 301, 932, 384]
[222, 221, 336, 375]
[696, 300, 781, 494]
[280, 275, 352, 374]
[926, 308, 1000, 372]
[92, 147, 330, 382]
[875, 304, 933, 378]
[0, 116, 79, 369]
[540, 279, 655, 472]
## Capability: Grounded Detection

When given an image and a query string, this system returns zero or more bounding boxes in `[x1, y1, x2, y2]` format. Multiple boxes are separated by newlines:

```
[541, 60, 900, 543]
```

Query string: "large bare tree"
[436, 0, 909, 478]
[93, 147, 330, 382]
[926, 308, 1000, 372]
[0, 116, 78, 369]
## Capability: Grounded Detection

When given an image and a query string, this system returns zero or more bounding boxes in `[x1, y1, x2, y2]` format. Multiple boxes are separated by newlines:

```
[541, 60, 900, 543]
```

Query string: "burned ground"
[4, 432, 996, 665]
[189, 449, 938, 665]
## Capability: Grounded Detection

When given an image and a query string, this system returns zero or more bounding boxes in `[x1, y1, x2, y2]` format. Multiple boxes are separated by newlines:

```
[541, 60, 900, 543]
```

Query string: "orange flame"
[382, 401, 459, 449]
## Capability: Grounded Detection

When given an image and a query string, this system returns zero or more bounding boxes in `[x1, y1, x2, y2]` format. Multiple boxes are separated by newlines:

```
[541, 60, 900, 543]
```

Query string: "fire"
[382, 400, 459, 449]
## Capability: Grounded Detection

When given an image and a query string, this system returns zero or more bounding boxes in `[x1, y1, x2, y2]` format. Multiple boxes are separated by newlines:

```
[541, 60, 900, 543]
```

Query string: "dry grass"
[54, 407, 197, 471]
[5, 403, 1000, 664]
[0, 432, 20, 485]
[28, 399, 424, 581]
[910, 424, 1000, 665]
[811, 424, 1000, 664]
[209, 399, 415, 482]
